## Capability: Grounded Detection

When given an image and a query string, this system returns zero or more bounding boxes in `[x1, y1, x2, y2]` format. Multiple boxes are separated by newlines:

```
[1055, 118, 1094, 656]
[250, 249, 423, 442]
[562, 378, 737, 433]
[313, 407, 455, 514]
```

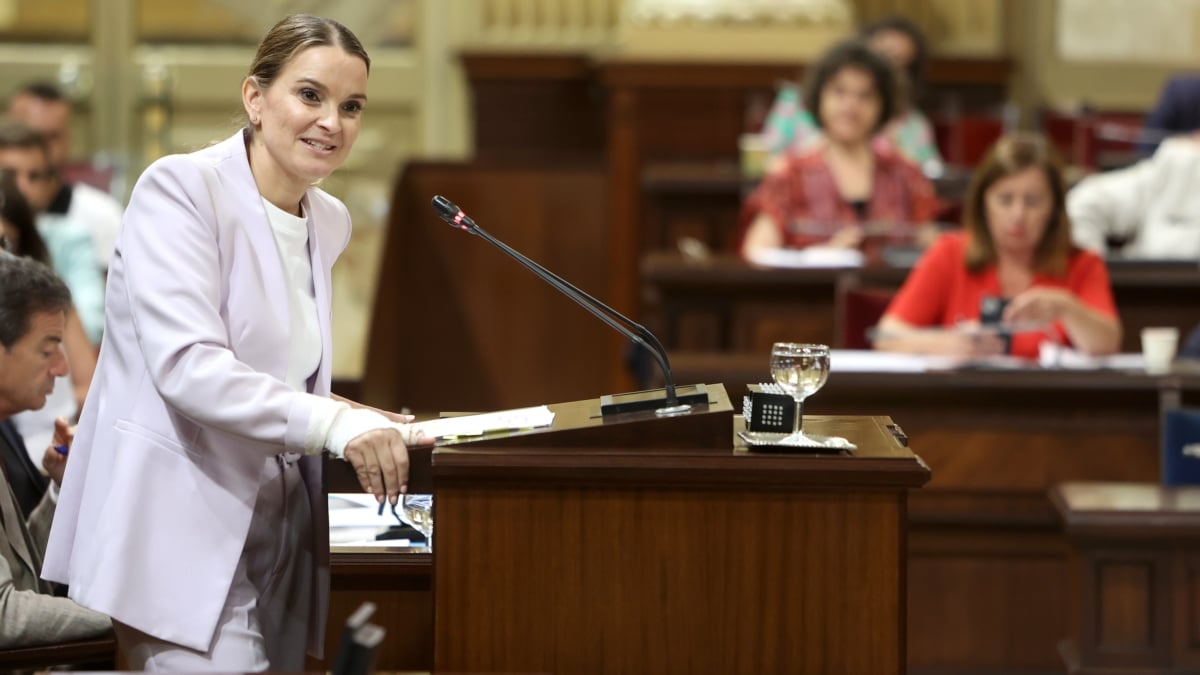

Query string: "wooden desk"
[0, 637, 116, 671]
[639, 160, 975, 254]
[643, 252, 1200, 354]
[433, 413, 927, 675]
[668, 354, 1174, 673]
[1052, 482, 1200, 674]
[327, 390, 930, 674]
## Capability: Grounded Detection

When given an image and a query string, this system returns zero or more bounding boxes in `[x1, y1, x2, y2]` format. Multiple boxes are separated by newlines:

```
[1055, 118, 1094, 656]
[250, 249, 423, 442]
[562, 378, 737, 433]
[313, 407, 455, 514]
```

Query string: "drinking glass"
[400, 494, 434, 549]
[770, 342, 831, 444]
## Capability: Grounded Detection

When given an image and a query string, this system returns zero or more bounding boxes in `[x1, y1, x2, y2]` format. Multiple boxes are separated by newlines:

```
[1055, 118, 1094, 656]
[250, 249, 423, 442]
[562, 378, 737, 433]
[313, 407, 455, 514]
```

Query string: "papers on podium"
[408, 405, 555, 442]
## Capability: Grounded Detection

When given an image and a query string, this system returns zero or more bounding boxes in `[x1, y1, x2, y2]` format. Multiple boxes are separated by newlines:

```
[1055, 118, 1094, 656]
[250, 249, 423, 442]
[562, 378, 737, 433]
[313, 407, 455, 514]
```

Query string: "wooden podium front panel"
[432, 414, 924, 675]
[434, 485, 904, 675]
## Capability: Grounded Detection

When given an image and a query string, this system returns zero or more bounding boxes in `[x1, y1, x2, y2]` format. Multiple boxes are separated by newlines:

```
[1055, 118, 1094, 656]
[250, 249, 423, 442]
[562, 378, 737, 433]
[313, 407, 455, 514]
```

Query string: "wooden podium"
[417, 383, 929, 675]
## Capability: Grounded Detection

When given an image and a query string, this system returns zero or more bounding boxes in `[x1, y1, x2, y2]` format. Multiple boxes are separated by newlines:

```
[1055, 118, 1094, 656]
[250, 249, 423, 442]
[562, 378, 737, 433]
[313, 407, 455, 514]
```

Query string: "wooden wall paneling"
[306, 553, 434, 672]
[908, 526, 1067, 671]
[362, 160, 619, 414]
[1176, 554, 1200, 668]
[1081, 551, 1170, 667]
[461, 53, 606, 162]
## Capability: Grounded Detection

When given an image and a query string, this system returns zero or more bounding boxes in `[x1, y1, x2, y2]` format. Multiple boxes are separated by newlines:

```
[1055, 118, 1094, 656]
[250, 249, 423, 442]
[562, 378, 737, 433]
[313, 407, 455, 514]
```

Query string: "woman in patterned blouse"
[740, 39, 939, 258]
[759, 15, 941, 173]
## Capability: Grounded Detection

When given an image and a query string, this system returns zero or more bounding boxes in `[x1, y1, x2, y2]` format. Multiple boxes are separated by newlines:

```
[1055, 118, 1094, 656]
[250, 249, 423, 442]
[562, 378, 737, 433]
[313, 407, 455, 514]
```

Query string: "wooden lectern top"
[433, 384, 929, 490]
[327, 383, 930, 492]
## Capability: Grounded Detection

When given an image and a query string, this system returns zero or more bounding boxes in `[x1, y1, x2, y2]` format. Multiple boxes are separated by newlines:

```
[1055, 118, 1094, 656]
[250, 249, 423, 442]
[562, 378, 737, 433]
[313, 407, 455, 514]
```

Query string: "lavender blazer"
[41, 129, 350, 654]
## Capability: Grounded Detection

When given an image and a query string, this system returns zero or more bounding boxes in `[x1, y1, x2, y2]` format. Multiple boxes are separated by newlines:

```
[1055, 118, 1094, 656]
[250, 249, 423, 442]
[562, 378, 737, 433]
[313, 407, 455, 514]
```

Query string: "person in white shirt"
[0, 123, 105, 344]
[1067, 134, 1200, 259]
[9, 81, 124, 270]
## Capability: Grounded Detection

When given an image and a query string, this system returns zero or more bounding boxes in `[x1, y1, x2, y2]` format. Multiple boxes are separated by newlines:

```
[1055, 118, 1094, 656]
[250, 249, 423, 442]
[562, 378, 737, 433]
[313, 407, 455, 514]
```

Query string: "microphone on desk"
[431, 195, 705, 416]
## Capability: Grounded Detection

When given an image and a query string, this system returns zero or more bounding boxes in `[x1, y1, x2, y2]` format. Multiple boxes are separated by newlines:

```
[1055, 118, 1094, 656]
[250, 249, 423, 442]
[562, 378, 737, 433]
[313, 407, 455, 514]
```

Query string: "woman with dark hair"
[0, 173, 50, 264]
[874, 133, 1121, 358]
[741, 39, 938, 257]
[760, 14, 940, 170]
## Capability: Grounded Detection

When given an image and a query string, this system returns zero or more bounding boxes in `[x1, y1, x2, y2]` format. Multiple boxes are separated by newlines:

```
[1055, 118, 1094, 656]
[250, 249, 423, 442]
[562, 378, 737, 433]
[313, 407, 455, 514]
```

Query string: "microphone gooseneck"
[430, 195, 683, 411]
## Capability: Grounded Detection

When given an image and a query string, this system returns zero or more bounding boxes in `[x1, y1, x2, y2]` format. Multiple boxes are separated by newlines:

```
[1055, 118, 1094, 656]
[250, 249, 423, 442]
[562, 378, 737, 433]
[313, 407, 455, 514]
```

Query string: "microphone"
[431, 195, 705, 416]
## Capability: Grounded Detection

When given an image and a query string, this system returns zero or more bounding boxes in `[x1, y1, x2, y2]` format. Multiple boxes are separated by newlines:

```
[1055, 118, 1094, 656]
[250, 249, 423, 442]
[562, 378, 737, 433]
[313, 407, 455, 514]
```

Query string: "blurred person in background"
[740, 39, 938, 259]
[0, 175, 95, 473]
[1068, 132, 1200, 259]
[1139, 74, 1200, 156]
[9, 82, 124, 271]
[760, 15, 942, 173]
[0, 123, 104, 344]
[874, 133, 1120, 359]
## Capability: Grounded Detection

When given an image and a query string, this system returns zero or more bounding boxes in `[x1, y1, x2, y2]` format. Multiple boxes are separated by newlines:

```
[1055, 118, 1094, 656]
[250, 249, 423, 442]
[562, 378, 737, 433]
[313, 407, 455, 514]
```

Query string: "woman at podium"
[42, 14, 428, 672]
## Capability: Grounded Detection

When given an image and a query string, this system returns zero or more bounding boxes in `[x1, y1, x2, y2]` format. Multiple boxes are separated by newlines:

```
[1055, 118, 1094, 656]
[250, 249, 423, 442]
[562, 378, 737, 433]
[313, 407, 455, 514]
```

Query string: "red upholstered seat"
[837, 283, 896, 350]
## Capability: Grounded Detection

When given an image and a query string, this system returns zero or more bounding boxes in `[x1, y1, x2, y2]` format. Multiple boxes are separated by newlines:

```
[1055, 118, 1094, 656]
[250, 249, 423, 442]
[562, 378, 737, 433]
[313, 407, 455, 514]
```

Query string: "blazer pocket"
[114, 419, 200, 459]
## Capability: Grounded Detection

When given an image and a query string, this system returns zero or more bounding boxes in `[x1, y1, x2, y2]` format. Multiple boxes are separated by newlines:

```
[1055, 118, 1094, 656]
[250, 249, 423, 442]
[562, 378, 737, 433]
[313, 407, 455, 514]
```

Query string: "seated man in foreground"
[0, 252, 110, 647]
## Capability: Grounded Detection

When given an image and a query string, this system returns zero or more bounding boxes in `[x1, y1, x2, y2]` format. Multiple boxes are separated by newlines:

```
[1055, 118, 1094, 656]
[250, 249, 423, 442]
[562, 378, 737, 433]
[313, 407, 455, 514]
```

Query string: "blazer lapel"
[226, 130, 291, 379]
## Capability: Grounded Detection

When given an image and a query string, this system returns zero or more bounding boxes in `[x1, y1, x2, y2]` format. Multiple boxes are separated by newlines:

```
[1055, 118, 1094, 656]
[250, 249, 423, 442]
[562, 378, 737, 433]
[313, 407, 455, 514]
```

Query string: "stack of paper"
[409, 405, 555, 441]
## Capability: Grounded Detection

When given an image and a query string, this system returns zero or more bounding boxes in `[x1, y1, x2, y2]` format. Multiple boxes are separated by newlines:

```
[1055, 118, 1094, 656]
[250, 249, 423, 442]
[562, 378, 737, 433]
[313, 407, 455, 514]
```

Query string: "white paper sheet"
[829, 349, 961, 373]
[745, 246, 864, 269]
[409, 405, 555, 440]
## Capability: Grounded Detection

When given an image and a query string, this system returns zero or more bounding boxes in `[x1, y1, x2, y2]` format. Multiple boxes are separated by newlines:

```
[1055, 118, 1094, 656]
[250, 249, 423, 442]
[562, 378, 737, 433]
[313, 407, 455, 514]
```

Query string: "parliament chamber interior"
[3, 1, 1200, 674]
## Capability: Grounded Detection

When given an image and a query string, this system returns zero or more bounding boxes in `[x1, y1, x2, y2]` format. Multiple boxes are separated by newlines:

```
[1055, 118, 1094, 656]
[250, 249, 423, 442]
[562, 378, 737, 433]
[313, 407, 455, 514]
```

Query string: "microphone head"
[431, 195, 475, 231]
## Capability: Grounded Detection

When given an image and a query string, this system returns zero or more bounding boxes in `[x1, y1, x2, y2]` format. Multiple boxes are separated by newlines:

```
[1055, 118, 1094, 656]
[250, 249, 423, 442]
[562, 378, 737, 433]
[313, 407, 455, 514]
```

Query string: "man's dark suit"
[0, 419, 48, 520]
[0, 418, 110, 647]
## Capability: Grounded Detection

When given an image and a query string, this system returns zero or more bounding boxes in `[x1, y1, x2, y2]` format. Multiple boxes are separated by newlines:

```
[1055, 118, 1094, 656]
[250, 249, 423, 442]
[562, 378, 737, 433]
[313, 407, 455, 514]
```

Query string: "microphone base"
[599, 384, 709, 416]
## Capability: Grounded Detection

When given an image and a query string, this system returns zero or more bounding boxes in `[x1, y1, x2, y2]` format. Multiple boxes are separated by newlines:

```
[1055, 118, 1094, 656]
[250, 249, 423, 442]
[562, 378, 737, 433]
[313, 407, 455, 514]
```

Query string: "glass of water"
[400, 494, 433, 549]
[769, 342, 831, 444]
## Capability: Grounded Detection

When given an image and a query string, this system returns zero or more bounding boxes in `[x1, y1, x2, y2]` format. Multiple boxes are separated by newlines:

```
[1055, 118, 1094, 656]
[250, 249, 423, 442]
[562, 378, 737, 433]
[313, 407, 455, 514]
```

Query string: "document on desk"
[745, 246, 864, 268]
[409, 405, 555, 441]
[1037, 344, 1146, 370]
[328, 493, 403, 545]
[830, 349, 961, 372]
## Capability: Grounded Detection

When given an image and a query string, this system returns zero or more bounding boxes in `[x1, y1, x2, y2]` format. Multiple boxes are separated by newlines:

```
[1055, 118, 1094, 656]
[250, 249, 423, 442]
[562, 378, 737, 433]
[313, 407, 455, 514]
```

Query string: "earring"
[250, 116, 259, 125]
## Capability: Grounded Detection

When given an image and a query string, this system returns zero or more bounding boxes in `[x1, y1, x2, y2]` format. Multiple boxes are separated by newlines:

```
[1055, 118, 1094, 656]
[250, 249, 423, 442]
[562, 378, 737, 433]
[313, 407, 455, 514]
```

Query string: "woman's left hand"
[1002, 287, 1078, 326]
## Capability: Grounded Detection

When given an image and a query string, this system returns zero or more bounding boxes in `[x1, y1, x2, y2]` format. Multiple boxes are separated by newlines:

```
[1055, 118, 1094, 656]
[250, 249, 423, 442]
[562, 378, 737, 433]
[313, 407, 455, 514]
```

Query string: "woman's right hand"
[342, 428, 410, 505]
[941, 325, 1007, 359]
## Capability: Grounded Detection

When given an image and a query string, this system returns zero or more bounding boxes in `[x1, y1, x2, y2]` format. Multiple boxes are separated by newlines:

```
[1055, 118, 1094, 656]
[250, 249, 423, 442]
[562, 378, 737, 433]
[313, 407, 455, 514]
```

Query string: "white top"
[67, 182, 124, 268]
[1068, 137, 1200, 259]
[261, 197, 321, 392]
[260, 198, 412, 457]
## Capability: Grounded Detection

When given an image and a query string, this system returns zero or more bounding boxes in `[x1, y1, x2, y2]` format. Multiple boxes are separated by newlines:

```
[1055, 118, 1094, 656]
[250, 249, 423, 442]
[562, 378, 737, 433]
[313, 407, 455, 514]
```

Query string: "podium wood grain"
[431, 409, 928, 675]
